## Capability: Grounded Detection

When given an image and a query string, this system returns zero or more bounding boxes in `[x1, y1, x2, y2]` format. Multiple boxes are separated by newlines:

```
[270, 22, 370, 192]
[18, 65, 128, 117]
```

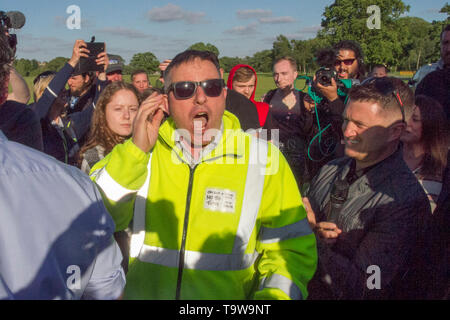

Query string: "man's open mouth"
[193, 112, 209, 130]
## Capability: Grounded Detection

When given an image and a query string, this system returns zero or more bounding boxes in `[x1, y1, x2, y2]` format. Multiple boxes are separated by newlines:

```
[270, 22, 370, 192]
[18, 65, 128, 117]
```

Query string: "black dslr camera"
[314, 48, 339, 87]
[315, 67, 338, 87]
[0, 10, 26, 50]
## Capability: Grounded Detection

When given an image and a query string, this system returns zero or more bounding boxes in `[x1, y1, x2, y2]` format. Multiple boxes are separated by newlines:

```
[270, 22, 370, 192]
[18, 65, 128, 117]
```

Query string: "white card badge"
[204, 188, 236, 213]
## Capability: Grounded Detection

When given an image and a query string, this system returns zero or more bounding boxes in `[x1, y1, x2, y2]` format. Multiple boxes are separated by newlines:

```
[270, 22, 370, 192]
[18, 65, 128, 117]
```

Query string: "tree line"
[14, 1, 449, 77]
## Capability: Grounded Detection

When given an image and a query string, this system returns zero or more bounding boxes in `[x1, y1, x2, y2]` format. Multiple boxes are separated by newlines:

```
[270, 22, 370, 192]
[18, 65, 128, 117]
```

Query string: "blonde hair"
[33, 74, 55, 101]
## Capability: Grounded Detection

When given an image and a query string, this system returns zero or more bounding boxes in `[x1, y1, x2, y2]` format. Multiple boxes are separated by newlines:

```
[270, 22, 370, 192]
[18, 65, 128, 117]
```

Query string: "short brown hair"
[164, 50, 221, 92]
[131, 69, 148, 81]
[232, 66, 254, 83]
[273, 56, 297, 72]
[348, 77, 414, 121]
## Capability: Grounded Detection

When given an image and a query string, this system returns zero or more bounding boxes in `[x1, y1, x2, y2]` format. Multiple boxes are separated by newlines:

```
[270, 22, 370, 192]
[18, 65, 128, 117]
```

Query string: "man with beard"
[67, 69, 97, 114]
[305, 40, 366, 184]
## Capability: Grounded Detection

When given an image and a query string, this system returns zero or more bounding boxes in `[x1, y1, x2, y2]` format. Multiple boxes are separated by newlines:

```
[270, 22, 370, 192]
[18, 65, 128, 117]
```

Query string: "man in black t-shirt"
[263, 56, 312, 190]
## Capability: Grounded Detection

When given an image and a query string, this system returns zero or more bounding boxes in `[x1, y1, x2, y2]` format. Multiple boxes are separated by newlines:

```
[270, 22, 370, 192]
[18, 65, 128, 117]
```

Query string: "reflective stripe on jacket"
[91, 110, 317, 300]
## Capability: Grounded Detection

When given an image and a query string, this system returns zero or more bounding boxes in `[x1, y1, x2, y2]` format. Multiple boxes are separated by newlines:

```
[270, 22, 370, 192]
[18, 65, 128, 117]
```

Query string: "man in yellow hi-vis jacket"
[90, 50, 317, 300]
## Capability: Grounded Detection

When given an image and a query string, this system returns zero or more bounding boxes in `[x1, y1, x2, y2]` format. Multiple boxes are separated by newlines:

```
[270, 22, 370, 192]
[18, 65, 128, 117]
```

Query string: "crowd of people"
[0, 23, 449, 300]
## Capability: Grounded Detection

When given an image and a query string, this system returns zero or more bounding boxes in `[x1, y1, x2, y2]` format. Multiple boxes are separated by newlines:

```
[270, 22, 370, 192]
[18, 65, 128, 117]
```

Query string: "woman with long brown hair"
[79, 81, 141, 274]
[79, 81, 140, 174]
[401, 94, 448, 212]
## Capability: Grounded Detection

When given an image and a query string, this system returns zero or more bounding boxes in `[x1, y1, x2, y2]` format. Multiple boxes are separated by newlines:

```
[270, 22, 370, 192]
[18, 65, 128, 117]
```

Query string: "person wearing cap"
[106, 54, 124, 82]
[66, 44, 112, 115]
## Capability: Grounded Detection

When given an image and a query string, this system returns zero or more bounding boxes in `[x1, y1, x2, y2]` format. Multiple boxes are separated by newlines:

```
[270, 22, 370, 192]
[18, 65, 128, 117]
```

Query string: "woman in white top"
[401, 94, 448, 212]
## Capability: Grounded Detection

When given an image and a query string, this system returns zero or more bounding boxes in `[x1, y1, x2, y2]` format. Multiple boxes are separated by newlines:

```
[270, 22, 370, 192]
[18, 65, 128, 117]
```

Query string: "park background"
[5, 0, 449, 101]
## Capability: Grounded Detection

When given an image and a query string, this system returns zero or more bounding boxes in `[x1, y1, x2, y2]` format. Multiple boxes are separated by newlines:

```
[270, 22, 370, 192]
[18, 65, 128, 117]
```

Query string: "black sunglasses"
[166, 79, 225, 100]
[334, 58, 356, 66]
[367, 77, 405, 123]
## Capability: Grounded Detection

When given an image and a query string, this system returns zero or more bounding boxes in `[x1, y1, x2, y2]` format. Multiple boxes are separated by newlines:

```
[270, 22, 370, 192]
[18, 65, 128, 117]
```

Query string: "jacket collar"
[337, 144, 406, 188]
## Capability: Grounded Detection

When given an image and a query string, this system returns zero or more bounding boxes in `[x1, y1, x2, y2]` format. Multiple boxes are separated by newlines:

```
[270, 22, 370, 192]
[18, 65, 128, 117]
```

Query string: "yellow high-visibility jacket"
[91, 110, 317, 300]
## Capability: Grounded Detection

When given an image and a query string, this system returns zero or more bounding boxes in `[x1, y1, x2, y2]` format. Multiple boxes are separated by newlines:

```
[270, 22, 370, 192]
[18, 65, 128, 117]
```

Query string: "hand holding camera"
[68, 40, 90, 68]
[314, 73, 339, 102]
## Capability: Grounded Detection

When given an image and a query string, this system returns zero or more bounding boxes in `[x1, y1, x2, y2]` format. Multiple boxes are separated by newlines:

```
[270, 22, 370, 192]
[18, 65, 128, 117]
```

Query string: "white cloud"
[286, 25, 322, 39]
[225, 22, 259, 36]
[95, 27, 155, 39]
[147, 3, 206, 24]
[258, 16, 296, 24]
[54, 15, 94, 28]
[236, 9, 272, 19]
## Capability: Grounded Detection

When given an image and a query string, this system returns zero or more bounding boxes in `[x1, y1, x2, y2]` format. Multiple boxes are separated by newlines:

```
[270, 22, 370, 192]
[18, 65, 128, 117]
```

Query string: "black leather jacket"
[306, 146, 432, 299]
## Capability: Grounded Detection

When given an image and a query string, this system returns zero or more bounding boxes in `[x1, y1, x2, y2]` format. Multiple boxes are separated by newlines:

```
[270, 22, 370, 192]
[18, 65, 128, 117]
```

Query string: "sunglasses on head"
[334, 58, 356, 66]
[367, 77, 405, 123]
[166, 79, 225, 100]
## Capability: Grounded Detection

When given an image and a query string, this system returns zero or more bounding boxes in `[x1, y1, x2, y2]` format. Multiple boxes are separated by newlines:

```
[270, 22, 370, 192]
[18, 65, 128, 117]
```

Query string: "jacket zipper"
[175, 164, 197, 300]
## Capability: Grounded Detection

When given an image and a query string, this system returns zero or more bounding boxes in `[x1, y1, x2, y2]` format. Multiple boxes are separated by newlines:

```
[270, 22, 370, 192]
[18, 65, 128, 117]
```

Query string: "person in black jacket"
[0, 32, 43, 151]
[304, 77, 432, 299]
[415, 24, 450, 143]
[30, 39, 109, 165]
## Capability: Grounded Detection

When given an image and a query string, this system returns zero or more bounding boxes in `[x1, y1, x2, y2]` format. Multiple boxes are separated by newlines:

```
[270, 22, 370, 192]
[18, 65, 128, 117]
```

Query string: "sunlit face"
[273, 60, 298, 90]
[132, 73, 150, 93]
[401, 106, 422, 144]
[68, 74, 90, 96]
[106, 70, 123, 82]
[335, 49, 359, 79]
[232, 75, 255, 100]
[105, 89, 139, 137]
[342, 99, 393, 167]
[167, 58, 226, 147]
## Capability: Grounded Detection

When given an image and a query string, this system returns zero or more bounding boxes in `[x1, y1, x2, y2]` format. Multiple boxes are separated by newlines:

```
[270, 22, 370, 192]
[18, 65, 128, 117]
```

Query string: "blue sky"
[2, 0, 447, 63]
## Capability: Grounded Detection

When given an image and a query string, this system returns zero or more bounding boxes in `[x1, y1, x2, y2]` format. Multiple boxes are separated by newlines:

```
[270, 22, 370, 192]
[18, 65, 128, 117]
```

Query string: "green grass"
[17, 73, 281, 103]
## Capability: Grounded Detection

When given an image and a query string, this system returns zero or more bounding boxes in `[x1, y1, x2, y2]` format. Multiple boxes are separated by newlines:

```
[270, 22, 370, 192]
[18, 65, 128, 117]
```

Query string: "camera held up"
[314, 48, 339, 87]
